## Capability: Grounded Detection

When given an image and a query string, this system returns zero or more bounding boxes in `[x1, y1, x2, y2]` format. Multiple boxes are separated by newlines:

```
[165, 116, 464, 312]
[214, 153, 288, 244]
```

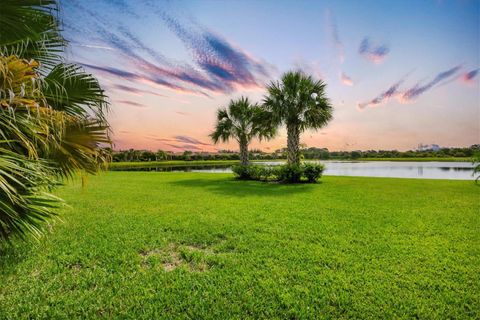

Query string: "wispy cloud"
[104, 0, 140, 18]
[175, 111, 190, 116]
[165, 143, 202, 151]
[340, 72, 354, 86]
[358, 78, 404, 110]
[115, 100, 148, 108]
[400, 66, 461, 102]
[359, 66, 462, 109]
[70, 43, 114, 50]
[293, 59, 323, 79]
[461, 68, 479, 84]
[326, 10, 344, 63]
[174, 135, 210, 146]
[358, 38, 390, 63]
[80, 62, 206, 97]
[91, 25, 215, 96]
[111, 84, 167, 97]
[150, 137, 174, 142]
[149, 135, 210, 149]
[156, 10, 273, 90]
[80, 63, 137, 79]
[66, 0, 273, 97]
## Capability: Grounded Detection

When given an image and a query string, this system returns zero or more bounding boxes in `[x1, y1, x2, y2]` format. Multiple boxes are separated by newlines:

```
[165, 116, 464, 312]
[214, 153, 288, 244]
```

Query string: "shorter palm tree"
[210, 97, 275, 166]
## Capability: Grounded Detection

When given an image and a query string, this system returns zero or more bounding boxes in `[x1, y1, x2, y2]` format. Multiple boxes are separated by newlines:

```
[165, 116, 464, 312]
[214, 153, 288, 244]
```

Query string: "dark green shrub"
[233, 163, 325, 183]
[302, 163, 324, 183]
[232, 164, 270, 180]
[350, 151, 361, 159]
[246, 165, 263, 180]
[231, 164, 250, 179]
[276, 164, 303, 183]
[258, 166, 277, 181]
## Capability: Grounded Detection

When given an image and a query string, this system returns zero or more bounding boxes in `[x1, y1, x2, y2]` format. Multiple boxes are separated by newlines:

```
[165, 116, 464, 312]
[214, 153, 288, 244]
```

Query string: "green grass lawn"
[1, 173, 478, 319]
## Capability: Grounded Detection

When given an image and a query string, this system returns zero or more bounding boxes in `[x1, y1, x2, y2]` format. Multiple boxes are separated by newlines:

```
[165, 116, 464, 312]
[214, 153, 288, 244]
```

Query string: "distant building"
[417, 143, 441, 151]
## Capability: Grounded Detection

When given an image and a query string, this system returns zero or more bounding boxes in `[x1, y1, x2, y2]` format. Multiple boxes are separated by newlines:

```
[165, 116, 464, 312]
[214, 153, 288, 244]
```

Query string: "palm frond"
[43, 64, 109, 120]
[0, 55, 65, 158]
[0, 146, 62, 241]
[210, 107, 234, 143]
[0, 0, 64, 70]
[263, 70, 333, 133]
[0, 0, 112, 241]
[46, 117, 111, 179]
[211, 97, 277, 145]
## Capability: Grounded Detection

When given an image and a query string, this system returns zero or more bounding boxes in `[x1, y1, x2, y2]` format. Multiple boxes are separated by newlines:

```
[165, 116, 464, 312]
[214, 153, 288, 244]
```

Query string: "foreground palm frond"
[0, 146, 62, 241]
[0, 0, 111, 241]
[47, 117, 111, 179]
[0, 0, 64, 71]
[43, 63, 109, 121]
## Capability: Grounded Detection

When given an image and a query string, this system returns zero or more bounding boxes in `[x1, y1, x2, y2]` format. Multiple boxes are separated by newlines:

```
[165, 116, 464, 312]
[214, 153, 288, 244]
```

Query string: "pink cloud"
[357, 79, 403, 110]
[460, 68, 479, 85]
[358, 38, 390, 63]
[111, 84, 167, 97]
[340, 72, 354, 86]
[399, 66, 460, 103]
[326, 10, 345, 63]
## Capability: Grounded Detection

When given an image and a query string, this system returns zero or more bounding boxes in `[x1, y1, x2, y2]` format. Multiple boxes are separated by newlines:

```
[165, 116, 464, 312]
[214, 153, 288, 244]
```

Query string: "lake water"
[112, 161, 475, 180]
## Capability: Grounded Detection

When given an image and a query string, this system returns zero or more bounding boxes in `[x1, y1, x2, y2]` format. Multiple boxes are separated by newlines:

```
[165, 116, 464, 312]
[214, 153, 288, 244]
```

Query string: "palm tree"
[210, 97, 275, 166]
[156, 150, 168, 161]
[0, 0, 110, 240]
[263, 71, 333, 165]
[473, 152, 480, 182]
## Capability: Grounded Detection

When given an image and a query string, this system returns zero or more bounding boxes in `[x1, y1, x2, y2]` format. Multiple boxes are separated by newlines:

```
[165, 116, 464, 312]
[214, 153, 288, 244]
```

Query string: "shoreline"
[108, 157, 472, 169]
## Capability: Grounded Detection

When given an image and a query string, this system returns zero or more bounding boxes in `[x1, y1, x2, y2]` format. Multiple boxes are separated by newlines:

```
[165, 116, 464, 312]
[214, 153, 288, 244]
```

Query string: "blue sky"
[61, 0, 479, 152]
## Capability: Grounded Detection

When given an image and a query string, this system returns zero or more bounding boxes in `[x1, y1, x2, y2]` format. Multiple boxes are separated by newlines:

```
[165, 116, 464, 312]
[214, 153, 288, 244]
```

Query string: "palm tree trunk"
[239, 138, 249, 166]
[287, 124, 300, 165]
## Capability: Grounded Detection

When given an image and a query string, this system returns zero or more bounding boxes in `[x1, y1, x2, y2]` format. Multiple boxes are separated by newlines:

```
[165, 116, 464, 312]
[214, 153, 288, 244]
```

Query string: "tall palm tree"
[263, 71, 333, 165]
[0, 0, 110, 240]
[210, 97, 275, 166]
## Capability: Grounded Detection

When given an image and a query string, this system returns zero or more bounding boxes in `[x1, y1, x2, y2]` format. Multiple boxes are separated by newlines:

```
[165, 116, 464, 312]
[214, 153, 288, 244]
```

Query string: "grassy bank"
[1, 173, 478, 319]
[357, 157, 472, 162]
[108, 157, 472, 169]
[108, 159, 242, 169]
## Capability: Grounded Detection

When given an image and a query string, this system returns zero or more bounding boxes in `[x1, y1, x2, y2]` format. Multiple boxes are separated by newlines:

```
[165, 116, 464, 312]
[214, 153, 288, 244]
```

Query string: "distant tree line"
[110, 145, 479, 162]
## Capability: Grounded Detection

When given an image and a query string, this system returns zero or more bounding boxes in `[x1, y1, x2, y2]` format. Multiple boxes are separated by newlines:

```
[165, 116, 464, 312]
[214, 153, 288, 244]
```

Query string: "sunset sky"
[62, 0, 479, 152]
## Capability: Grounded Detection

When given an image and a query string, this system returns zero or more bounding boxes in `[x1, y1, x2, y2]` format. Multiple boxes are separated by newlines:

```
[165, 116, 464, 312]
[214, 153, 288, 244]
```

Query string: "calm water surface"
[113, 161, 475, 180]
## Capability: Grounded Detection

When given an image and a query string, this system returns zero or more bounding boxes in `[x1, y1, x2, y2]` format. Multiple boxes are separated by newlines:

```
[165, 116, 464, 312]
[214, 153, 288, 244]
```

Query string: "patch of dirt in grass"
[65, 262, 83, 272]
[183, 236, 236, 254]
[70, 263, 83, 270]
[138, 248, 161, 257]
[162, 250, 183, 272]
[139, 243, 218, 272]
[184, 244, 214, 254]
